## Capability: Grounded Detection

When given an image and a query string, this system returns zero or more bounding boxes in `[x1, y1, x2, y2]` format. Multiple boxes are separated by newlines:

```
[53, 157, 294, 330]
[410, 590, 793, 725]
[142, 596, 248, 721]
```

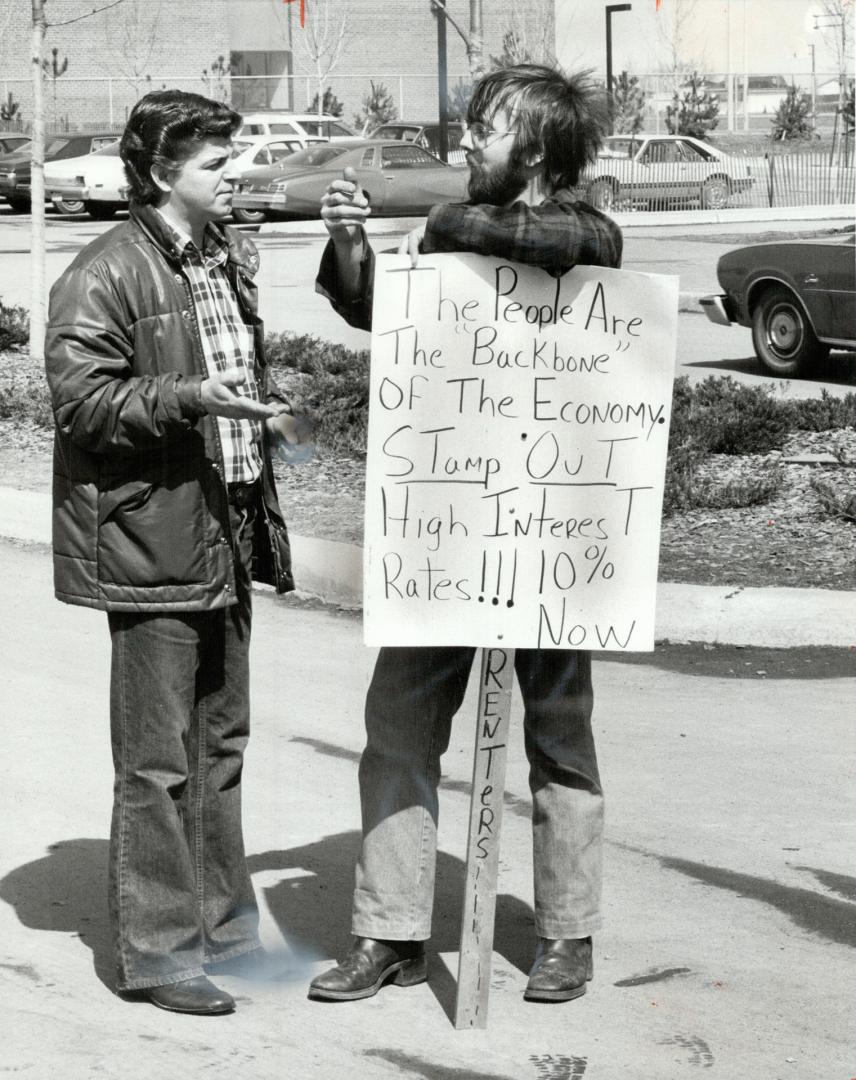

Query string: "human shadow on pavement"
[248, 830, 537, 1021]
[0, 838, 114, 989]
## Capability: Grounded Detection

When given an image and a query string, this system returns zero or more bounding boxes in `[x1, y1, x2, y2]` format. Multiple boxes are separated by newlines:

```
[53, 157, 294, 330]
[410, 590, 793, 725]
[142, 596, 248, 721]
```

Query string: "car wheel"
[232, 207, 267, 225]
[751, 286, 829, 377]
[53, 198, 85, 215]
[700, 176, 729, 209]
[84, 201, 116, 221]
[587, 179, 616, 211]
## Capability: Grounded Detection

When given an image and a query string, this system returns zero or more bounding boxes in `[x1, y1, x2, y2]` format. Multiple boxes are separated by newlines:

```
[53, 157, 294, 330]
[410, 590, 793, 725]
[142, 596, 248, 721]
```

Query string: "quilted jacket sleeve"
[45, 261, 207, 456]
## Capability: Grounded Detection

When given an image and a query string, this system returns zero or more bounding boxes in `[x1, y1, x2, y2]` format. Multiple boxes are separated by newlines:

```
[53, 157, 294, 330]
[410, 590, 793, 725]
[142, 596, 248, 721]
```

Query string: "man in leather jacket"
[44, 90, 294, 1015]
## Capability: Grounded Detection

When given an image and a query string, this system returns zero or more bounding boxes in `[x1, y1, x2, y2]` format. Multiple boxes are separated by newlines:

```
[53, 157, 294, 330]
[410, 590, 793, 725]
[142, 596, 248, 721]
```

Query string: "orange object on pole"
[283, 0, 306, 28]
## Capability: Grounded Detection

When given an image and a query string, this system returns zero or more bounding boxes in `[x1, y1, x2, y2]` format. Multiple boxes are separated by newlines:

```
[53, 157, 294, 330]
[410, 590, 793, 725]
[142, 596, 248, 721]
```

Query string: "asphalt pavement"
[1, 539, 853, 1079]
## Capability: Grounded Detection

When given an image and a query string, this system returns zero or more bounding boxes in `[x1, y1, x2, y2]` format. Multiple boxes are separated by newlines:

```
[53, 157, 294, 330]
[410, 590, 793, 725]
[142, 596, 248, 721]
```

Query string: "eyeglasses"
[464, 121, 515, 145]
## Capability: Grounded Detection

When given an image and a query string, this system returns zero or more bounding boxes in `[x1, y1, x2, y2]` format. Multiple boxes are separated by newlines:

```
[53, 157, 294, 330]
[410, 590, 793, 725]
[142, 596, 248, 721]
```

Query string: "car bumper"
[49, 181, 88, 200]
[699, 293, 736, 326]
[233, 191, 288, 211]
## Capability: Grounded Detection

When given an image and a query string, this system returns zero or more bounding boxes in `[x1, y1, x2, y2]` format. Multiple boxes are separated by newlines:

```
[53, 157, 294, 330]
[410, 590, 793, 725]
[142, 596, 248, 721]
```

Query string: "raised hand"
[320, 165, 371, 246]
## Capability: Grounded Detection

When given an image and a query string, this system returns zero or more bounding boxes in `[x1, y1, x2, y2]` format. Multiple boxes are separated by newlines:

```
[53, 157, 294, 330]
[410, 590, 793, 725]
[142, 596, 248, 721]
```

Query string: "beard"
[467, 147, 529, 206]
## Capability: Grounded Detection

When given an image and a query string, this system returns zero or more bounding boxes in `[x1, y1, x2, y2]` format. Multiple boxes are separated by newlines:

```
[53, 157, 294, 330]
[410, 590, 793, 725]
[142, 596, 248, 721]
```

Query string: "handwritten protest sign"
[365, 254, 679, 651]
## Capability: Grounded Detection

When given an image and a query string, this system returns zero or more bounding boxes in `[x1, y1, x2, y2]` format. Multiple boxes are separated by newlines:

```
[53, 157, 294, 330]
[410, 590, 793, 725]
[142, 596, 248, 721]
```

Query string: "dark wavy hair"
[120, 90, 241, 205]
[467, 64, 611, 191]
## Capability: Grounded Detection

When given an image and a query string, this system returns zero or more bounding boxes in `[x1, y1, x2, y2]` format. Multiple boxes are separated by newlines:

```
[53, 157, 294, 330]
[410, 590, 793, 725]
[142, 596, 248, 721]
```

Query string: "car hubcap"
[768, 306, 800, 356]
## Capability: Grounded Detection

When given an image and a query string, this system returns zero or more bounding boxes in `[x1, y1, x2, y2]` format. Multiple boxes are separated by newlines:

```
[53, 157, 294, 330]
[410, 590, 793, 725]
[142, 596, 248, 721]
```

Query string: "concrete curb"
[3, 486, 852, 648]
[258, 203, 856, 238]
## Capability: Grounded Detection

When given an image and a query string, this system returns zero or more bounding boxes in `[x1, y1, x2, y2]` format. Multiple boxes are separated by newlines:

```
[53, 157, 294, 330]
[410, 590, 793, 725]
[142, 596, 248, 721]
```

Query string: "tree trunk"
[468, 0, 483, 77]
[30, 0, 46, 363]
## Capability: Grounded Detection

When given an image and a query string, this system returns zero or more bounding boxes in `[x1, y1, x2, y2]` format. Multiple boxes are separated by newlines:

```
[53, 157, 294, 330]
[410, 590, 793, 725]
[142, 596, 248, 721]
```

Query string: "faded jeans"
[107, 494, 260, 991]
[353, 646, 603, 942]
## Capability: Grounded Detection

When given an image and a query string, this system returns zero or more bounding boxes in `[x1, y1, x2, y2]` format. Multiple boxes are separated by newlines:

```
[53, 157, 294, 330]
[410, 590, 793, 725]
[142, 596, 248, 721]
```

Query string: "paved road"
[1, 539, 853, 1078]
[2, 208, 854, 398]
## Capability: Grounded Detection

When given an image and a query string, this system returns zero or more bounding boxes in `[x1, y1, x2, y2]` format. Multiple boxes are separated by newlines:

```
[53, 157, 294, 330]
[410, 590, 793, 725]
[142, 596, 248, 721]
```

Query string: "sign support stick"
[454, 646, 515, 1029]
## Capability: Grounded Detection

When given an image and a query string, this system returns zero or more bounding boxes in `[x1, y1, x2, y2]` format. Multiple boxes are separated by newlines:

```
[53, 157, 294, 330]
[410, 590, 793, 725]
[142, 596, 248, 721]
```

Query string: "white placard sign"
[364, 253, 679, 651]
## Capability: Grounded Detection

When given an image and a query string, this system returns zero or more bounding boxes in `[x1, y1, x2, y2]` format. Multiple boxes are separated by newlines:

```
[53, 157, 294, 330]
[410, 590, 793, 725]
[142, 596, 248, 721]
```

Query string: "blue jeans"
[107, 495, 260, 991]
[353, 647, 603, 942]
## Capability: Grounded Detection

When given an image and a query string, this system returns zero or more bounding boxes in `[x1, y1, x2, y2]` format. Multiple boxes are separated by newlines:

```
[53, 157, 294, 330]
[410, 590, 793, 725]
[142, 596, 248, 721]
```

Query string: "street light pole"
[432, 0, 450, 162]
[605, 3, 632, 132]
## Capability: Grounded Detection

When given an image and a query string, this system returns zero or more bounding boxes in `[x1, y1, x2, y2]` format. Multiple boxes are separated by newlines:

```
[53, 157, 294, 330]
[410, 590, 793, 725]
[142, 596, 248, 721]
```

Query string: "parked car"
[46, 140, 129, 218]
[700, 234, 856, 377]
[236, 112, 361, 143]
[368, 120, 465, 164]
[582, 134, 754, 212]
[0, 131, 120, 212]
[0, 132, 30, 157]
[229, 133, 327, 223]
[232, 139, 468, 221]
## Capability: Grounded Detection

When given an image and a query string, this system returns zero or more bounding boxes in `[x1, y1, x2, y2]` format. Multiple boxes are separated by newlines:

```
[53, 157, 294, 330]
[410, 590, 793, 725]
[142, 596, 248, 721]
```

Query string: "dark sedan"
[232, 139, 468, 222]
[0, 132, 119, 211]
[700, 235, 856, 377]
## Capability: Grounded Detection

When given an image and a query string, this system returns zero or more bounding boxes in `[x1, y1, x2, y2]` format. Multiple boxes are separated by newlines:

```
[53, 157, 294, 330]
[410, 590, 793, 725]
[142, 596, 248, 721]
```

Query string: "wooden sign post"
[454, 646, 515, 1029]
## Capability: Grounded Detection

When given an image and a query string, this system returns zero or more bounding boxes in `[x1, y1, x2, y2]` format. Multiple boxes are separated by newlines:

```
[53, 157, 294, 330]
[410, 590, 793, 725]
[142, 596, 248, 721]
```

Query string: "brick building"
[0, 0, 555, 132]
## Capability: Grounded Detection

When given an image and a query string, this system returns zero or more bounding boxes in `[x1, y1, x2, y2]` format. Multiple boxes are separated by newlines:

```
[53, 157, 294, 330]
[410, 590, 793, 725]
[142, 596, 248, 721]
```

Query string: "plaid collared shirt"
[159, 213, 263, 484]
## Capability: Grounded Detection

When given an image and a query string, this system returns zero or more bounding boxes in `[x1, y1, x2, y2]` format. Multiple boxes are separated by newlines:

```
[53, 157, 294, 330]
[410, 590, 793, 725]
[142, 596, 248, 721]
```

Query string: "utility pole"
[468, 0, 483, 78]
[605, 4, 632, 133]
[434, 0, 449, 162]
[30, 0, 46, 363]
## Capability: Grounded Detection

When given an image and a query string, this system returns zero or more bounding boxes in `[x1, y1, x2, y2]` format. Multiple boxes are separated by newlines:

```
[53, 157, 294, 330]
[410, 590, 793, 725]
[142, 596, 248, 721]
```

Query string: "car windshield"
[374, 125, 420, 140]
[601, 138, 638, 158]
[302, 120, 355, 138]
[278, 145, 349, 168]
[45, 137, 72, 157]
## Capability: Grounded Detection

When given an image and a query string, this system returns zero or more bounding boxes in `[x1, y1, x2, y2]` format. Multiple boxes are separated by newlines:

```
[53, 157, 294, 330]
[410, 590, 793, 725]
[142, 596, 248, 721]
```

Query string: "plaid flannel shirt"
[159, 213, 263, 484]
[315, 189, 623, 332]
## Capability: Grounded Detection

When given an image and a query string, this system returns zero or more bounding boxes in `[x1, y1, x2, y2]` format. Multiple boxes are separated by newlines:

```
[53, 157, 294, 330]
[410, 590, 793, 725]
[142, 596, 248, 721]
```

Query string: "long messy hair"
[467, 64, 611, 190]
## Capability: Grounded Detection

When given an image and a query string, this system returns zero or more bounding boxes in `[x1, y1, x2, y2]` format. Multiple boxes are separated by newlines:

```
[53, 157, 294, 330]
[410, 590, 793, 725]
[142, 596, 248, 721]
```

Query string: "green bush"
[265, 331, 370, 455]
[663, 377, 792, 513]
[0, 297, 29, 351]
[782, 390, 856, 433]
[811, 476, 856, 522]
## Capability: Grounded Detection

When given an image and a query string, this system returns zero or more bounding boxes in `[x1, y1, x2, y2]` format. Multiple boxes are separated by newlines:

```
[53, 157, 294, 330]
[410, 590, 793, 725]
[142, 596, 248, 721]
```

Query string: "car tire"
[751, 286, 829, 377]
[587, 179, 616, 211]
[53, 198, 85, 215]
[700, 176, 729, 209]
[232, 207, 267, 224]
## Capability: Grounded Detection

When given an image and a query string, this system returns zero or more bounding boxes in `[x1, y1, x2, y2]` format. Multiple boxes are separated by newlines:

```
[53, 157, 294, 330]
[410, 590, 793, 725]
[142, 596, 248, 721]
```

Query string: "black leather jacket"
[45, 201, 294, 611]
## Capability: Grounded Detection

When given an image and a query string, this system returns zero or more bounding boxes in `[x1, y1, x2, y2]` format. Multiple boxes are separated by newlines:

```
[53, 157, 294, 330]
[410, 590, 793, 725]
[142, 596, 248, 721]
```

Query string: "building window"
[230, 51, 292, 111]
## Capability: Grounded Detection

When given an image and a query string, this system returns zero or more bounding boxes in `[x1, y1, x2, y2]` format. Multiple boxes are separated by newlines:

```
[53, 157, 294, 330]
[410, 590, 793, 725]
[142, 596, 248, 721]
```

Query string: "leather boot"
[524, 936, 593, 1003]
[146, 975, 235, 1015]
[308, 936, 427, 1001]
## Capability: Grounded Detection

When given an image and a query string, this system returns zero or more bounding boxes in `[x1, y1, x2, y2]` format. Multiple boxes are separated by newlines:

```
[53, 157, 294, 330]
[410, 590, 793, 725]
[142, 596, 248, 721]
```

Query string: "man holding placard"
[310, 65, 623, 1005]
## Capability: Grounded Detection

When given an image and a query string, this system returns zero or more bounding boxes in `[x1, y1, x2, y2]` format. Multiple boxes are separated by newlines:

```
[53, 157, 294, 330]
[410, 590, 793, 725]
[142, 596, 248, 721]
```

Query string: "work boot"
[145, 975, 235, 1015]
[524, 936, 593, 1003]
[308, 936, 427, 1001]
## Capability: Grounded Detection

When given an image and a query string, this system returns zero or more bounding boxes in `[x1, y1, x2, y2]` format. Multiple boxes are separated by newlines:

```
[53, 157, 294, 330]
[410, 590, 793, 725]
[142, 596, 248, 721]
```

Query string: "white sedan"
[582, 134, 754, 211]
[46, 141, 128, 219]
